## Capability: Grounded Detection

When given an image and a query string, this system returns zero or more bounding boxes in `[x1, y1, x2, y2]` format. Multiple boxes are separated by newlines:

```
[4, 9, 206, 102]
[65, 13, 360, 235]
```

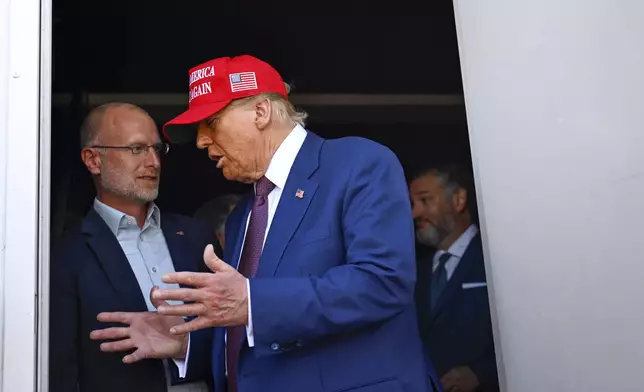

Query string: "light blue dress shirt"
[93, 199, 208, 392]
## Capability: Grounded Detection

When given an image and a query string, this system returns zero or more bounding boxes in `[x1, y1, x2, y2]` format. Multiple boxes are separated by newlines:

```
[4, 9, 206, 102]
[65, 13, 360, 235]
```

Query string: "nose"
[144, 146, 161, 168]
[196, 124, 212, 150]
[411, 201, 422, 220]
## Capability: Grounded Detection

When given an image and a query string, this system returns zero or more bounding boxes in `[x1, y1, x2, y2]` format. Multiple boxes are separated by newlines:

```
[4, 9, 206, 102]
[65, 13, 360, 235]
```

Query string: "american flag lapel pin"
[295, 189, 305, 199]
[176, 230, 185, 236]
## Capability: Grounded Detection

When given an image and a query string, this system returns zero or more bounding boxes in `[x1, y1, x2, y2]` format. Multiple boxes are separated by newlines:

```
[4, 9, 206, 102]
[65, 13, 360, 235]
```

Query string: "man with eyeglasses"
[49, 102, 218, 392]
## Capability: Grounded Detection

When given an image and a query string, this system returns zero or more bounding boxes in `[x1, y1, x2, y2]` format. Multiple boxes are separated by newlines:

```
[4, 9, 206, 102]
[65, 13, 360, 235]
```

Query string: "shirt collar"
[147, 203, 161, 228]
[445, 224, 479, 258]
[93, 198, 161, 235]
[262, 124, 307, 190]
[434, 224, 479, 264]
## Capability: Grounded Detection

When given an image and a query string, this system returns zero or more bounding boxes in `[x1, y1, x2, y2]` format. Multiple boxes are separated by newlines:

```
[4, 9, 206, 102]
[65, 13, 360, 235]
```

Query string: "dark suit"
[187, 131, 442, 391]
[49, 208, 217, 392]
[415, 233, 499, 392]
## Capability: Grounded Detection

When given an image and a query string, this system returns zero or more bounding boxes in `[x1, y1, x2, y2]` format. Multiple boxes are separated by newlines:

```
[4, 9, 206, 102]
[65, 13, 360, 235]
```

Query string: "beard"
[416, 221, 452, 248]
[416, 225, 441, 248]
[100, 164, 159, 203]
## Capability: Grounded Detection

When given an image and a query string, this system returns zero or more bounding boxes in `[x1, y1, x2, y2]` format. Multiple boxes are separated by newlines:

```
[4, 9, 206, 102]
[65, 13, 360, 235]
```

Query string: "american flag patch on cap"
[229, 72, 258, 92]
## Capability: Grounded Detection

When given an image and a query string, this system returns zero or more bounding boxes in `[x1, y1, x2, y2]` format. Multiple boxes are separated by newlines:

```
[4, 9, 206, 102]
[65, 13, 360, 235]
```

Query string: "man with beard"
[49, 103, 217, 392]
[409, 165, 499, 392]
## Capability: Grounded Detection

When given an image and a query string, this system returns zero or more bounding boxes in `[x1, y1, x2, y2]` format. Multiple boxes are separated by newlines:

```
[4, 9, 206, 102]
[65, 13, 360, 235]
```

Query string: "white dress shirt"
[432, 224, 479, 280]
[93, 199, 209, 392]
[177, 124, 308, 378]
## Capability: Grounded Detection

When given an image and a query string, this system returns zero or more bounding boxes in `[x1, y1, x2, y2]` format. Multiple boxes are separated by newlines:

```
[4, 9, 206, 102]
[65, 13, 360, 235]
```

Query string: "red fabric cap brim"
[162, 100, 230, 143]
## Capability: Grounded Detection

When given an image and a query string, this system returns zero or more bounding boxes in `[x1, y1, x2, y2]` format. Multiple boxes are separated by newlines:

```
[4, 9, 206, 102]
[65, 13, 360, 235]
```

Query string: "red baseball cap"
[162, 55, 287, 143]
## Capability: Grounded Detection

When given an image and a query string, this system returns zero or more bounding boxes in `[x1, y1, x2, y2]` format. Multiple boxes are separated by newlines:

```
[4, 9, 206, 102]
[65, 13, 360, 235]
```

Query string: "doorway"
[46, 1, 498, 391]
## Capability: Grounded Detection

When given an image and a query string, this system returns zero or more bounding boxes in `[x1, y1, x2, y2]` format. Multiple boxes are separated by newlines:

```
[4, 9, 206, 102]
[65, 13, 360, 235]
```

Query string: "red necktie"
[226, 176, 275, 392]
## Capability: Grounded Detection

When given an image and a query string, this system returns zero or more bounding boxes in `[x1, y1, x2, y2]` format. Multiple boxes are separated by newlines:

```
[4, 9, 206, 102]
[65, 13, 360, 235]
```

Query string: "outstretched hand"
[89, 287, 188, 363]
[153, 244, 249, 334]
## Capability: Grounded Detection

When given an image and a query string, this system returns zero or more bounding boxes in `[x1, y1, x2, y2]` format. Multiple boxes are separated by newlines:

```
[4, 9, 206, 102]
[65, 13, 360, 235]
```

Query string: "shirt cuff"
[246, 278, 254, 347]
[172, 333, 191, 378]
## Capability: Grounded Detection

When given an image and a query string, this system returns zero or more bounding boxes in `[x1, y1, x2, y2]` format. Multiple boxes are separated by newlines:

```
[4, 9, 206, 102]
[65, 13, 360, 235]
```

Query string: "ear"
[253, 99, 272, 130]
[451, 187, 468, 214]
[81, 147, 102, 176]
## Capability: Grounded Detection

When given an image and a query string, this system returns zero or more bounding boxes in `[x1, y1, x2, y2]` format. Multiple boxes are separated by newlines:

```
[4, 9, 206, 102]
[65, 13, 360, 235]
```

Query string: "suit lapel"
[228, 195, 252, 270]
[256, 178, 318, 277]
[82, 209, 147, 312]
[255, 132, 323, 278]
[161, 215, 193, 288]
[431, 234, 483, 320]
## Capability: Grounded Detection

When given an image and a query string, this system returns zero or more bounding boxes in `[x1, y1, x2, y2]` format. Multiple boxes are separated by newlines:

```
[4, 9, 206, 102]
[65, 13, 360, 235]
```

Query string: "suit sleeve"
[250, 146, 417, 357]
[49, 247, 79, 392]
[468, 328, 500, 392]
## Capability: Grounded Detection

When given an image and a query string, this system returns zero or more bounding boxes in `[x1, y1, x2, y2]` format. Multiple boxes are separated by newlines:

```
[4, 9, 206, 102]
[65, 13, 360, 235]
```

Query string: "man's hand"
[89, 288, 188, 363]
[440, 366, 480, 392]
[153, 244, 248, 335]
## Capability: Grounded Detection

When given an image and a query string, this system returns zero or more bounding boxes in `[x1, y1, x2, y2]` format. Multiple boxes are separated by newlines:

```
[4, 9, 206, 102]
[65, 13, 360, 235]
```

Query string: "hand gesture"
[89, 287, 188, 363]
[153, 244, 248, 334]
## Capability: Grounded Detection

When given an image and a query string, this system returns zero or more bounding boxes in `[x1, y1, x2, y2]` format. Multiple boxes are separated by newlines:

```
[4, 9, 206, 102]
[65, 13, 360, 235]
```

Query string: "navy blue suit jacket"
[415, 234, 499, 392]
[187, 132, 442, 392]
[49, 208, 217, 392]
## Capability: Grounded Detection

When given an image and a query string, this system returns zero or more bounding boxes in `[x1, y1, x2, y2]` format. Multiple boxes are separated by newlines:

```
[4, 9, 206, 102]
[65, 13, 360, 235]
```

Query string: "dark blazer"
[49, 207, 218, 392]
[415, 233, 499, 392]
[187, 131, 442, 392]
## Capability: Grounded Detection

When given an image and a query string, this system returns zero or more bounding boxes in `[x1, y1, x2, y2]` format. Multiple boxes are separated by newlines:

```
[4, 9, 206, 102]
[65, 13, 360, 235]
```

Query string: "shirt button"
[127, 220, 133, 225]
[270, 342, 280, 351]
[152, 267, 157, 273]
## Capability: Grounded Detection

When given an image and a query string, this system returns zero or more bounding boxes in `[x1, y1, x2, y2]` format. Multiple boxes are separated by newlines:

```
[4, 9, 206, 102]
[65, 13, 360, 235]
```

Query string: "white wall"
[0, 0, 43, 389]
[455, 0, 644, 391]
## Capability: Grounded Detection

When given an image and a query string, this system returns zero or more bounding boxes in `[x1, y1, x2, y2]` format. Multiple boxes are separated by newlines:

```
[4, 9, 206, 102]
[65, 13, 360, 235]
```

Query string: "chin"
[417, 229, 440, 248]
[222, 169, 253, 184]
[223, 173, 245, 183]
[136, 190, 159, 203]
[221, 171, 236, 181]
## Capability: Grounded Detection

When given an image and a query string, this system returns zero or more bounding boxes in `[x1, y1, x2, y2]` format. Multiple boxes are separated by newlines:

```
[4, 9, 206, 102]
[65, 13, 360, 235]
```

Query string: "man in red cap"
[90, 55, 442, 392]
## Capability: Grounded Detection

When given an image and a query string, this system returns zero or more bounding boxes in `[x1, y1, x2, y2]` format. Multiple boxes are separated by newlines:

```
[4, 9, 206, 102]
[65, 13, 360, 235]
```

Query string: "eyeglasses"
[91, 142, 170, 156]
